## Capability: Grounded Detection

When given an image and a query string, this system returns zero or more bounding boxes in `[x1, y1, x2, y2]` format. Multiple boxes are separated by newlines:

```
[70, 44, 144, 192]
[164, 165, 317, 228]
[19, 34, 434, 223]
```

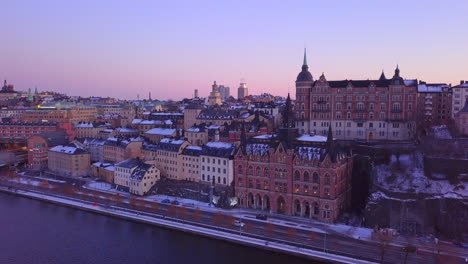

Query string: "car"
[171, 200, 180, 205]
[161, 199, 171, 204]
[256, 214, 268, 220]
[234, 220, 245, 227]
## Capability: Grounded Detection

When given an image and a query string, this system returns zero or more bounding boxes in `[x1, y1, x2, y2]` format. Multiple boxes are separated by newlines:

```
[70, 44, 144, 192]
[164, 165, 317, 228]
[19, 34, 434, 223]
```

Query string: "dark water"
[0, 193, 314, 264]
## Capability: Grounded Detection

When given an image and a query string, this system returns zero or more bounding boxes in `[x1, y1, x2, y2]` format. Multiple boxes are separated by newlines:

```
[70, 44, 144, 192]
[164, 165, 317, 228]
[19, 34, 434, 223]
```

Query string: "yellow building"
[75, 122, 111, 139]
[48, 144, 90, 177]
[103, 137, 142, 163]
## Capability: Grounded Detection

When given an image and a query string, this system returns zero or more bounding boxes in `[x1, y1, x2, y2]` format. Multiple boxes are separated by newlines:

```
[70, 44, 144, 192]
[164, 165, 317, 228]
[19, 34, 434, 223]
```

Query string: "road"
[1, 174, 466, 264]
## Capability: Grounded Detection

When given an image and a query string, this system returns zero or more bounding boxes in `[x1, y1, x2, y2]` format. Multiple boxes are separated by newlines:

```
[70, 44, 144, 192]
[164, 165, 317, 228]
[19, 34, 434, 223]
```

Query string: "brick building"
[416, 82, 452, 132]
[234, 95, 353, 222]
[294, 50, 417, 141]
[27, 131, 69, 170]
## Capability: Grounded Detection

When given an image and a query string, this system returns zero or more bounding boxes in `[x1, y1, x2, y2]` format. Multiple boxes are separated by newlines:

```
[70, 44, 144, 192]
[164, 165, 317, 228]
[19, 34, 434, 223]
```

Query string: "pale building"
[200, 141, 234, 186]
[452, 80, 468, 117]
[180, 146, 202, 182]
[238, 82, 248, 100]
[75, 122, 111, 139]
[183, 104, 203, 129]
[218, 85, 230, 100]
[129, 163, 160, 196]
[91, 162, 115, 183]
[153, 138, 189, 180]
[114, 158, 142, 190]
[83, 138, 106, 162]
[185, 125, 208, 146]
[103, 137, 142, 163]
[48, 144, 90, 177]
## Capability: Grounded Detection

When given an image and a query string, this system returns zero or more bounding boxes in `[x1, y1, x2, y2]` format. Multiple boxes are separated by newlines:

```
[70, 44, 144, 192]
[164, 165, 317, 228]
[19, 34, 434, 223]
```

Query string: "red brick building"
[0, 122, 58, 142]
[295, 49, 418, 141]
[234, 95, 354, 222]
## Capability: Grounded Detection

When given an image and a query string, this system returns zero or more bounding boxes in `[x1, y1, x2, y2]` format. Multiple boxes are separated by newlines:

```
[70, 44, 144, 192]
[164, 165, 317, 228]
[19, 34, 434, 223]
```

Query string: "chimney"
[461, 80, 465, 85]
[214, 129, 220, 142]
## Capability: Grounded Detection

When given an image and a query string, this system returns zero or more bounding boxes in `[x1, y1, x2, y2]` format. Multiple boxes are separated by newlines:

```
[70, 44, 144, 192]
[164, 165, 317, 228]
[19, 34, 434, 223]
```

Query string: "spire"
[282, 93, 295, 128]
[379, 70, 386, 81]
[240, 121, 247, 153]
[394, 65, 400, 77]
[326, 124, 333, 147]
[303, 48, 307, 66]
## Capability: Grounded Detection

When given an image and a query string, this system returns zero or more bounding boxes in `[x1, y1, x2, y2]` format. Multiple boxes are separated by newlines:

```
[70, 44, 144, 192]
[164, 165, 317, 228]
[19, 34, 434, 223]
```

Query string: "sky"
[1, 0, 467, 100]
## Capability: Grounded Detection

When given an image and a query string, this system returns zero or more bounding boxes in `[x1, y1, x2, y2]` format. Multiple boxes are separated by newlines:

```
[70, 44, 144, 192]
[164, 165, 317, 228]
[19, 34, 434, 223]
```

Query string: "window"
[238, 166, 243, 174]
[248, 166, 253, 175]
[313, 172, 319, 184]
[256, 166, 261, 176]
[325, 174, 331, 185]
[294, 170, 300, 181]
[303, 171, 310, 182]
[264, 167, 269, 177]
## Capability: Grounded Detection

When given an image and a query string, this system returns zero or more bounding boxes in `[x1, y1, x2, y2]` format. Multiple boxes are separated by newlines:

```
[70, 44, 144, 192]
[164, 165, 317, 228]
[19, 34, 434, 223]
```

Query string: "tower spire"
[303, 48, 307, 66]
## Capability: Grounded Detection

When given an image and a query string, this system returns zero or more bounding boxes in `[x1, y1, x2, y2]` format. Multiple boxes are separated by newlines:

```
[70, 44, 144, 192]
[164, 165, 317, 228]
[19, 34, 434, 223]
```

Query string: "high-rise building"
[218, 85, 230, 100]
[237, 82, 248, 99]
[294, 49, 418, 141]
[416, 81, 452, 131]
[194, 89, 199, 98]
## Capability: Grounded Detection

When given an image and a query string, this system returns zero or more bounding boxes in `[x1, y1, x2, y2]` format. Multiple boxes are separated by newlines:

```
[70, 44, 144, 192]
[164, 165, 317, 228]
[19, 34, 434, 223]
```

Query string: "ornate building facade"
[294, 50, 418, 141]
[234, 95, 353, 222]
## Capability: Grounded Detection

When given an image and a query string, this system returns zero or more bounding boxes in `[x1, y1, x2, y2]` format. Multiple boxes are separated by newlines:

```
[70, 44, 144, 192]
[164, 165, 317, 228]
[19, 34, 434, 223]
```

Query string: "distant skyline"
[1, 0, 467, 100]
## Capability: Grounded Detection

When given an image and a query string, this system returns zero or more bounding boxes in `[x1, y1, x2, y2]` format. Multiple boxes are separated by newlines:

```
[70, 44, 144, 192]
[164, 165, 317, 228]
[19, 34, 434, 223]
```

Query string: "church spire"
[282, 93, 295, 128]
[303, 48, 307, 66]
[379, 70, 386, 81]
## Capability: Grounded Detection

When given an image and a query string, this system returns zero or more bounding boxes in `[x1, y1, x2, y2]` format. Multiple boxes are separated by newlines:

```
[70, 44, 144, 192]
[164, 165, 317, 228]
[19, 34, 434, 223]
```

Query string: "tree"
[40, 179, 49, 190]
[151, 202, 159, 214]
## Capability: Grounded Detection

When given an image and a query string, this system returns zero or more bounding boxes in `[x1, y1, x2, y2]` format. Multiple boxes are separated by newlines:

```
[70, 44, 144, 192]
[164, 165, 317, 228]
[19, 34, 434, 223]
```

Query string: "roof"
[145, 128, 176, 136]
[75, 121, 110, 128]
[49, 144, 87, 155]
[115, 158, 142, 169]
[131, 163, 154, 181]
[296, 134, 328, 142]
[182, 145, 202, 156]
[104, 137, 142, 147]
[116, 127, 138, 133]
[201, 141, 234, 158]
[417, 83, 450, 93]
[35, 130, 69, 147]
[83, 138, 106, 145]
[197, 109, 236, 120]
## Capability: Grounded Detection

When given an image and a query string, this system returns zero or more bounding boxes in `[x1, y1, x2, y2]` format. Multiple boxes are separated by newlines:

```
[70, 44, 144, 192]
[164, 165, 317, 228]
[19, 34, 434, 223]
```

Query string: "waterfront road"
[0, 175, 466, 264]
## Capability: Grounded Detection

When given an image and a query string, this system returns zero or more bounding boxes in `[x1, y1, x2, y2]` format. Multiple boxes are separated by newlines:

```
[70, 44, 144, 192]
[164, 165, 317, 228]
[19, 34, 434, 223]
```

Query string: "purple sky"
[1, 0, 467, 100]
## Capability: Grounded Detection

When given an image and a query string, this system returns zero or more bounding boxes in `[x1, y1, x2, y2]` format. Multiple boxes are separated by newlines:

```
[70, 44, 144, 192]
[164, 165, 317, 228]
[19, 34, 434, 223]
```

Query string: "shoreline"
[0, 186, 376, 264]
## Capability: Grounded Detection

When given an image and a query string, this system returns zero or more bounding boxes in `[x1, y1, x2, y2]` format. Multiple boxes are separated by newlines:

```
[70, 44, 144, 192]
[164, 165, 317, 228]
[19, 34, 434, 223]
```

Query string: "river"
[0, 192, 317, 264]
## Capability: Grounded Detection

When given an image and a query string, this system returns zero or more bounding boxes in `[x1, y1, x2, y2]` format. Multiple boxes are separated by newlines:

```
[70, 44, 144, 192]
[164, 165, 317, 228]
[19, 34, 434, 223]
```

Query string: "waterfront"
[0, 193, 315, 264]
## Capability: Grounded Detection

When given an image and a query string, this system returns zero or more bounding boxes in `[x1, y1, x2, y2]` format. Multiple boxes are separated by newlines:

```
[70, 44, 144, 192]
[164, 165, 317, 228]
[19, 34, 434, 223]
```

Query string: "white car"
[234, 220, 245, 227]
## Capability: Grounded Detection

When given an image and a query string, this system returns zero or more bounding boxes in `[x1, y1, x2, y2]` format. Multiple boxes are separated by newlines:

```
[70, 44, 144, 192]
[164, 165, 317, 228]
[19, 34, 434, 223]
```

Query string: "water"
[0, 193, 315, 264]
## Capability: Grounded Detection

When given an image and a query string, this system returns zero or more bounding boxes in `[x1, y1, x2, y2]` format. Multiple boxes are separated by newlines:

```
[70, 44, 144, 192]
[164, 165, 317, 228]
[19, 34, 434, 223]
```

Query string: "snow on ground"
[85, 181, 128, 195]
[431, 125, 452, 139]
[35, 177, 66, 184]
[373, 152, 467, 198]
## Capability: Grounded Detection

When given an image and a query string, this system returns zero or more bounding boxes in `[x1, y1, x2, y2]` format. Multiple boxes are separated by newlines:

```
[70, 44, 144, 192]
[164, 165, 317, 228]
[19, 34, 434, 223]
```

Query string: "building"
[27, 131, 69, 170]
[23, 104, 97, 123]
[83, 138, 106, 162]
[234, 95, 353, 222]
[48, 144, 90, 177]
[0, 80, 19, 101]
[416, 82, 452, 132]
[208, 81, 222, 106]
[294, 50, 417, 141]
[237, 82, 248, 100]
[454, 99, 468, 136]
[114, 158, 142, 191]
[103, 137, 142, 163]
[144, 128, 177, 144]
[183, 104, 203, 129]
[180, 146, 202, 182]
[218, 85, 230, 100]
[151, 138, 189, 180]
[185, 125, 208, 146]
[452, 80, 468, 117]
[196, 108, 235, 126]
[91, 162, 115, 183]
[129, 162, 160, 196]
[75, 122, 111, 139]
[200, 141, 235, 186]
[0, 121, 58, 144]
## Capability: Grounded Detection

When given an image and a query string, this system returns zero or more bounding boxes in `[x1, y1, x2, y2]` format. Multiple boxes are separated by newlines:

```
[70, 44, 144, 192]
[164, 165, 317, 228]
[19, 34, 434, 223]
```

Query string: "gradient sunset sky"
[1, 0, 467, 100]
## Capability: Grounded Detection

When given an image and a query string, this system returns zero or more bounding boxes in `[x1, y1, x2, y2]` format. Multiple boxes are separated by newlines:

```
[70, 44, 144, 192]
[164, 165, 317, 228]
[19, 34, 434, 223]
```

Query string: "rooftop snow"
[296, 134, 328, 142]
[253, 134, 277, 139]
[145, 128, 176, 135]
[206, 141, 233, 149]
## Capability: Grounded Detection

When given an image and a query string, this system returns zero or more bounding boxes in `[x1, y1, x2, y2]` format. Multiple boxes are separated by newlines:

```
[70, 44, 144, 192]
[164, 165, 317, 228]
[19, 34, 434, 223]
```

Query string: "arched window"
[283, 169, 288, 177]
[325, 174, 331, 185]
[256, 166, 261, 176]
[303, 171, 310, 182]
[248, 166, 253, 175]
[238, 165, 243, 175]
[294, 170, 300, 181]
[264, 167, 269, 177]
[313, 172, 319, 184]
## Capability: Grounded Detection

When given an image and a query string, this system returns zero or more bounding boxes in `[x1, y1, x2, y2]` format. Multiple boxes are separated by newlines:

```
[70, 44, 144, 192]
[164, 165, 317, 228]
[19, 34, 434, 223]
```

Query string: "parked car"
[234, 220, 245, 227]
[161, 199, 171, 204]
[256, 214, 268, 220]
[171, 200, 180, 205]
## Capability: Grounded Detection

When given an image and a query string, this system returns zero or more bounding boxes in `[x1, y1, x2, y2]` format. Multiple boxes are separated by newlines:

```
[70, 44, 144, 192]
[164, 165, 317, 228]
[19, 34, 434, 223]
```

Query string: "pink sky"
[1, 1, 467, 100]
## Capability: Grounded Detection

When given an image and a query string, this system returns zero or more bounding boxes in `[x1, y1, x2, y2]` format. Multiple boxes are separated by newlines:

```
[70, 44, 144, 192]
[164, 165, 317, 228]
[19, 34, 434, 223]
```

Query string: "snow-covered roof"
[131, 119, 142, 124]
[253, 134, 276, 139]
[296, 146, 323, 160]
[246, 143, 270, 156]
[417, 83, 449, 93]
[187, 127, 201, 132]
[296, 134, 328, 142]
[145, 128, 176, 136]
[186, 146, 202, 151]
[160, 138, 185, 145]
[206, 141, 233, 149]
[117, 128, 138, 133]
[49, 144, 86, 155]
